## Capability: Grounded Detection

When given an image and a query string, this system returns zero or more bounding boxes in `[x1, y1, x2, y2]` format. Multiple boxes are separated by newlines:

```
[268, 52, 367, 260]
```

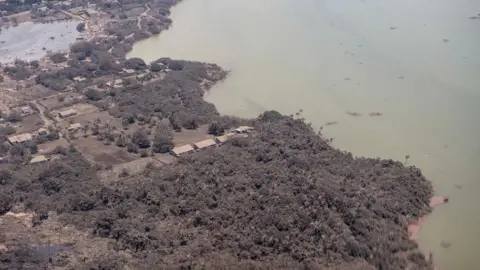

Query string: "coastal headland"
[0, 0, 447, 269]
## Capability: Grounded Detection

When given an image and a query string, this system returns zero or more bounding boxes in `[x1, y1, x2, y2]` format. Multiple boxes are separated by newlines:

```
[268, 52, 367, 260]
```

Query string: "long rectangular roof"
[193, 139, 217, 149]
[171, 144, 195, 156]
[8, 133, 33, 143]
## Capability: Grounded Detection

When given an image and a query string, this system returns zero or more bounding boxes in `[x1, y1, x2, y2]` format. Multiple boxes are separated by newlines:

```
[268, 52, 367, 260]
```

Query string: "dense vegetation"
[0, 1, 435, 269]
[0, 112, 434, 269]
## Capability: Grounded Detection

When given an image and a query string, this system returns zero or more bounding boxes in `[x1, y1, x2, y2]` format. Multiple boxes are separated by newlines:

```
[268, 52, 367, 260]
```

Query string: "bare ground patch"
[37, 92, 84, 110]
[37, 138, 69, 154]
[172, 124, 214, 146]
[13, 113, 44, 134]
[97, 156, 162, 184]
[73, 136, 137, 166]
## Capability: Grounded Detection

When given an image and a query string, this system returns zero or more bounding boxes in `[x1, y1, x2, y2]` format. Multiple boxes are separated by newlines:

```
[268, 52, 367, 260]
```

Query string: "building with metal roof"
[8, 133, 33, 144]
[30, 155, 49, 164]
[235, 126, 254, 133]
[215, 133, 235, 144]
[170, 144, 195, 157]
[58, 109, 77, 118]
[67, 123, 82, 131]
[193, 139, 217, 150]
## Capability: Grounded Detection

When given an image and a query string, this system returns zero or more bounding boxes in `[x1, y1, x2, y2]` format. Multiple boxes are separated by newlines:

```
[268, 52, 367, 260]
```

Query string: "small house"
[67, 123, 82, 132]
[59, 109, 77, 118]
[8, 133, 33, 144]
[30, 155, 49, 164]
[20, 106, 31, 114]
[122, 68, 135, 75]
[215, 133, 234, 144]
[193, 139, 217, 150]
[235, 126, 253, 133]
[73, 76, 87, 82]
[37, 128, 48, 136]
[170, 144, 195, 157]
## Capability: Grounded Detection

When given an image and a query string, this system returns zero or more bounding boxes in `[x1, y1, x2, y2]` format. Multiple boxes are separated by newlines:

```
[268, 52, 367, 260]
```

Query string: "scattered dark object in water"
[369, 112, 383, 116]
[344, 77, 351, 80]
[325, 121, 338, 126]
[443, 197, 449, 203]
[49, 36, 55, 40]
[346, 111, 362, 116]
[358, 62, 363, 64]
[389, 26, 398, 30]
[442, 38, 449, 43]
[42, 47, 46, 50]
[469, 15, 480, 20]
[454, 184, 462, 189]
[440, 241, 451, 248]
[444, 144, 448, 148]
[398, 76, 404, 79]
[405, 155, 410, 164]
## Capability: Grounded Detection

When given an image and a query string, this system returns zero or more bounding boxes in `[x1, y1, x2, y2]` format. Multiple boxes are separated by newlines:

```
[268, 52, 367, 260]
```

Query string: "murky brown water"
[128, 0, 480, 268]
[0, 21, 79, 62]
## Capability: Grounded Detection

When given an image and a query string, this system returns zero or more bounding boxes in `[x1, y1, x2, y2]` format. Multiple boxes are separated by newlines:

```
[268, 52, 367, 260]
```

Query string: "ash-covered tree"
[150, 62, 163, 72]
[208, 122, 225, 136]
[152, 133, 174, 153]
[85, 89, 103, 101]
[6, 111, 22, 123]
[50, 53, 67, 64]
[29, 60, 39, 68]
[115, 133, 127, 147]
[76, 22, 85, 32]
[125, 57, 146, 70]
[131, 129, 150, 148]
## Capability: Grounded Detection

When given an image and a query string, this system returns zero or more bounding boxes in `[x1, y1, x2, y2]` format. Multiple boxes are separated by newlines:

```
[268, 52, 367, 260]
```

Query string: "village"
[0, 47, 253, 180]
[1, 66, 254, 175]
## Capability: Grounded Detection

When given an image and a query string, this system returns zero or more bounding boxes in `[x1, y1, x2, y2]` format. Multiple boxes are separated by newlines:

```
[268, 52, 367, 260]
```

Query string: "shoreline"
[0, 1, 448, 269]
[408, 196, 449, 269]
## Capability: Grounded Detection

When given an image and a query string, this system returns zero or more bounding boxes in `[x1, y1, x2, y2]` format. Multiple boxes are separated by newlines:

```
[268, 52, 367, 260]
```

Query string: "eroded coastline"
[0, 0, 450, 269]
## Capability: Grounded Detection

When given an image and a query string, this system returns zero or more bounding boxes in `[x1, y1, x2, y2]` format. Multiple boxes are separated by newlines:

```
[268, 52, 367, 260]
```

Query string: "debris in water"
[389, 26, 398, 30]
[344, 77, 351, 81]
[346, 111, 362, 117]
[398, 76, 404, 79]
[440, 241, 451, 248]
[442, 38, 449, 43]
[325, 121, 338, 126]
[369, 112, 383, 116]
[454, 184, 462, 189]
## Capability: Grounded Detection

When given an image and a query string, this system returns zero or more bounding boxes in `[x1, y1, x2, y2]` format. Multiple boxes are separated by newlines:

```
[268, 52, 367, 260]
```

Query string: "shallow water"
[128, 0, 480, 268]
[0, 21, 79, 63]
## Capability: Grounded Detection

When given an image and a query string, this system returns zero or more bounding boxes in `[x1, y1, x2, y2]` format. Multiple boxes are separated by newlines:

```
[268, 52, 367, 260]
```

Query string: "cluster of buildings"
[170, 126, 253, 157]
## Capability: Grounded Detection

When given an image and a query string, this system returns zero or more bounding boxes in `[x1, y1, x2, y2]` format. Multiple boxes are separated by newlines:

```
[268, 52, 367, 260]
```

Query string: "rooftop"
[123, 68, 135, 74]
[235, 126, 254, 133]
[67, 123, 82, 130]
[8, 133, 33, 144]
[59, 109, 77, 116]
[193, 139, 217, 149]
[171, 144, 195, 156]
[30, 155, 48, 164]
[215, 133, 234, 144]
[73, 76, 86, 82]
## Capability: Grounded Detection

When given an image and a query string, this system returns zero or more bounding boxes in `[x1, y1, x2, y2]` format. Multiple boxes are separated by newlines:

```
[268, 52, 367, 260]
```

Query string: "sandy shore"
[408, 196, 448, 269]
